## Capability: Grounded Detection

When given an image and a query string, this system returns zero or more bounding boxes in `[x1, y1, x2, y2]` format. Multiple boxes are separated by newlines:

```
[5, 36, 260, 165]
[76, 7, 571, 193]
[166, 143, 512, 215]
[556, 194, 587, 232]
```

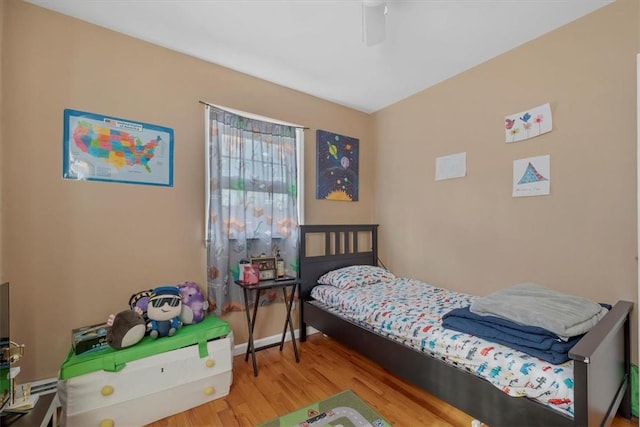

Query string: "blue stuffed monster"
[146, 286, 182, 338]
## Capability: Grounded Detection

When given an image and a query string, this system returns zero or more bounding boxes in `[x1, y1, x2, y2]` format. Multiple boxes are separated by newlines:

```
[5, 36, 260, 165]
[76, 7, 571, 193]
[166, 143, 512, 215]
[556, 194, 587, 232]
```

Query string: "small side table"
[234, 278, 301, 376]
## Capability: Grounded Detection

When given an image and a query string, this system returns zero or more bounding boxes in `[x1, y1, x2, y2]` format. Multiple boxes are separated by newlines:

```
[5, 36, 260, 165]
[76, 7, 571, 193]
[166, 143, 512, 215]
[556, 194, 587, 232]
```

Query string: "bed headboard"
[298, 224, 379, 300]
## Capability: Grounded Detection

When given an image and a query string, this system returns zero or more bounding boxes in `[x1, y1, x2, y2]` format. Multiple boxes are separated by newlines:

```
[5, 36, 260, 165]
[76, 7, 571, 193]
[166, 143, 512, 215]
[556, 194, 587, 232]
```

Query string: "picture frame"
[249, 257, 277, 281]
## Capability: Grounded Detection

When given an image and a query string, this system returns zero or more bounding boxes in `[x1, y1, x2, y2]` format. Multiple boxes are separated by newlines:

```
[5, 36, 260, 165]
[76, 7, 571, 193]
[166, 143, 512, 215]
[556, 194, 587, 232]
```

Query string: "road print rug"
[257, 389, 391, 427]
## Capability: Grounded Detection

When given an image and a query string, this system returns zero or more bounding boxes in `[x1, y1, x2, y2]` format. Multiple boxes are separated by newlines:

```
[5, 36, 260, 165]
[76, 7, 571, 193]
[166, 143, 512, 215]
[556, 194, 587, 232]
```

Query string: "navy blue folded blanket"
[441, 306, 583, 364]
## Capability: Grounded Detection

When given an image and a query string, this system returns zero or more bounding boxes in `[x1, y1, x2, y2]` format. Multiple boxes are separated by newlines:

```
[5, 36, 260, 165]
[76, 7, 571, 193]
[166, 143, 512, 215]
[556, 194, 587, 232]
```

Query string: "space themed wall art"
[316, 130, 359, 201]
[505, 103, 552, 143]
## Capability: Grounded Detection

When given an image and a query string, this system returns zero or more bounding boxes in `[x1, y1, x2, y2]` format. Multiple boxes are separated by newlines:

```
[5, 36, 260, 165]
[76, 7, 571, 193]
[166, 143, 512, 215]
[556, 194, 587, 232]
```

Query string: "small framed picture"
[239, 264, 260, 285]
[250, 257, 277, 281]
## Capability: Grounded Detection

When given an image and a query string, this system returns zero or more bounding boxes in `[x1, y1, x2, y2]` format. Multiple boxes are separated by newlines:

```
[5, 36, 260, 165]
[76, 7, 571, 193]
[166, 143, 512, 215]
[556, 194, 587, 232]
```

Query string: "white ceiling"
[24, 0, 613, 114]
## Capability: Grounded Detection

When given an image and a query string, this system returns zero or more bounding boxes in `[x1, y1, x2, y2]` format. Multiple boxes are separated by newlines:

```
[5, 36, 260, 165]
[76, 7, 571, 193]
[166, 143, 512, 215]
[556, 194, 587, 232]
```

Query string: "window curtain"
[205, 106, 299, 314]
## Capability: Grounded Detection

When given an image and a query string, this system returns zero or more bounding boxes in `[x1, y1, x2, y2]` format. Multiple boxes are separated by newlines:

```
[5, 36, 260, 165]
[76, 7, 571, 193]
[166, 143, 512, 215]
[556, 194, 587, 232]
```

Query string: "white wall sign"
[435, 152, 467, 181]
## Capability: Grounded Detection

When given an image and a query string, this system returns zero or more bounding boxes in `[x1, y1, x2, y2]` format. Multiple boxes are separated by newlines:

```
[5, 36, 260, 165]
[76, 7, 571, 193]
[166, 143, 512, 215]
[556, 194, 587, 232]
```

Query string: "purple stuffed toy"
[177, 281, 209, 324]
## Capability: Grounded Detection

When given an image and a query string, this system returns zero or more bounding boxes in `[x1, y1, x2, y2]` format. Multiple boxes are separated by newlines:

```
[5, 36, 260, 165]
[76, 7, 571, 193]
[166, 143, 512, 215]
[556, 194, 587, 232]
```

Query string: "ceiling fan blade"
[362, 1, 386, 47]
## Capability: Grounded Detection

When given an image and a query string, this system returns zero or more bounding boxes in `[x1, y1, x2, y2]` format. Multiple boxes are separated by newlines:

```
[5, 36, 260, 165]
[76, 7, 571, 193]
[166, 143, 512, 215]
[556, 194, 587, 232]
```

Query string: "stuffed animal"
[146, 286, 182, 338]
[106, 309, 146, 350]
[177, 281, 209, 324]
[129, 289, 152, 322]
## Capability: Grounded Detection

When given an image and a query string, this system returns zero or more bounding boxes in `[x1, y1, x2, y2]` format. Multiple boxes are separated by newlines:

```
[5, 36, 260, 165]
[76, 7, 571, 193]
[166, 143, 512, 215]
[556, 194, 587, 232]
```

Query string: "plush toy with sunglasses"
[146, 286, 183, 339]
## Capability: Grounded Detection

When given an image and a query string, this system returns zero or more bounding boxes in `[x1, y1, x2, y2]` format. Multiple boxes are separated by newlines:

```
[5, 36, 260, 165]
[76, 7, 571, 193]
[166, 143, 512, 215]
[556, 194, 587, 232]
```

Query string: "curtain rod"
[199, 100, 308, 130]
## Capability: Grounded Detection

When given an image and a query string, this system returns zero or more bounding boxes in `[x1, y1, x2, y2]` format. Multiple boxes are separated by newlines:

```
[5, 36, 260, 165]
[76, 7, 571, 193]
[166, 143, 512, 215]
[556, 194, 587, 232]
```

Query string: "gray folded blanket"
[469, 282, 608, 340]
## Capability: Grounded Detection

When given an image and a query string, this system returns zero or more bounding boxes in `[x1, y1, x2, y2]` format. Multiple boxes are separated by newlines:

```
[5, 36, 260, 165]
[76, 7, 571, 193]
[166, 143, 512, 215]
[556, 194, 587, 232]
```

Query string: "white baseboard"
[233, 326, 320, 356]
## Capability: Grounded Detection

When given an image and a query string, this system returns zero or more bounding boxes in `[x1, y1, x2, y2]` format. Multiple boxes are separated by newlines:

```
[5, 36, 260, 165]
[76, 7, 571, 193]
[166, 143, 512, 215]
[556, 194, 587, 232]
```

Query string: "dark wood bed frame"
[298, 224, 633, 427]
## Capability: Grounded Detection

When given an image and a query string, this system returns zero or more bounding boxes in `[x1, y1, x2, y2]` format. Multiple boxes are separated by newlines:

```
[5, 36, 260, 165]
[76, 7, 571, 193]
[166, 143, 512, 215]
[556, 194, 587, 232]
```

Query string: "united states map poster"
[63, 109, 174, 187]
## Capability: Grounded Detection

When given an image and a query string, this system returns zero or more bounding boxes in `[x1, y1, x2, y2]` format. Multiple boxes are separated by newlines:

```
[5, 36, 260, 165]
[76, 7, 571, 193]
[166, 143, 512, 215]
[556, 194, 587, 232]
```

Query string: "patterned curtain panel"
[206, 106, 299, 314]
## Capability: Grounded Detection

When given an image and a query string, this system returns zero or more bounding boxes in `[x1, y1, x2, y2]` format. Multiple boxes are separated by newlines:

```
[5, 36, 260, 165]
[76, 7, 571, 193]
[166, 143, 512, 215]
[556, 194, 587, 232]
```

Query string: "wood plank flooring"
[146, 333, 638, 426]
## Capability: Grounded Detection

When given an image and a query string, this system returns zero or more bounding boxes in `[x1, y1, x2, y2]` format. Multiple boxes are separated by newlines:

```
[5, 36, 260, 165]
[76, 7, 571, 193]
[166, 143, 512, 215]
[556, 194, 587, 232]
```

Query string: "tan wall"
[1, 0, 373, 381]
[2, 0, 638, 382]
[0, 0, 4, 284]
[374, 0, 638, 360]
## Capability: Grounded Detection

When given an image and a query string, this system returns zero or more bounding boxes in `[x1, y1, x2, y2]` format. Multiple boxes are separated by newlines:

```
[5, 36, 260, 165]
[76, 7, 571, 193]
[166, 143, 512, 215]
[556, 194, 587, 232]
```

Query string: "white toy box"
[57, 316, 233, 427]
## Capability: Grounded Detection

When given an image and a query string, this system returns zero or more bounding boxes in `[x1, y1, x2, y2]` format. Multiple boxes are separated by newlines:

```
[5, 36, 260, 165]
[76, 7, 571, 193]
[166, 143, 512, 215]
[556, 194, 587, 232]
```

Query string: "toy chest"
[57, 315, 233, 427]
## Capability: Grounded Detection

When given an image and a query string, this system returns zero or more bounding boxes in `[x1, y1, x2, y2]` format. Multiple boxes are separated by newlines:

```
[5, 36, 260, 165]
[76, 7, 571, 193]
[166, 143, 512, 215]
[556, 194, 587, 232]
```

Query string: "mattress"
[310, 278, 576, 417]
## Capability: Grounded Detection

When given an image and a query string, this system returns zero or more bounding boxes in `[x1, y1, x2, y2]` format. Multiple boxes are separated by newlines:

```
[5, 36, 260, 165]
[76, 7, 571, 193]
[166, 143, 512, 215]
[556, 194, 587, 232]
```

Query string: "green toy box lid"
[59, 315, 230, 380]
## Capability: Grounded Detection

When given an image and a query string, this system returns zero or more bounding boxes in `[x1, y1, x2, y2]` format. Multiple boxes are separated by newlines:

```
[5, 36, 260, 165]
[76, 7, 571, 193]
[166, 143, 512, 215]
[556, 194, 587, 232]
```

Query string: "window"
[204, 104, 303, 313]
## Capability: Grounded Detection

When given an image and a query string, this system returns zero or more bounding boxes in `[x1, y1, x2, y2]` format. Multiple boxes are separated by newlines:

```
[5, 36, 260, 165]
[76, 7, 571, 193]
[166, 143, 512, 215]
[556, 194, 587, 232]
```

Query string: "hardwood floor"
[146, 333, 638, 426]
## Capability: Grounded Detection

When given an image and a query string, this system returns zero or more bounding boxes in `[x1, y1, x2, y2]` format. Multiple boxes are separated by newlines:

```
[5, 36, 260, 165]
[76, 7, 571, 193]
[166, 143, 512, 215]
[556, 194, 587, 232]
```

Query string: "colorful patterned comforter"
[310, 278, 576, 417]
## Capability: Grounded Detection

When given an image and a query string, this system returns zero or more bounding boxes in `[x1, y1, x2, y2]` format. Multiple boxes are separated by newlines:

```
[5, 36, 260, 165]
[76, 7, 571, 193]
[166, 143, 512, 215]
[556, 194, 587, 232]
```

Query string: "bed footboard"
[303, 299, 633, 426]
[303, 300, 575, 426]
[569, 300, 633, 426]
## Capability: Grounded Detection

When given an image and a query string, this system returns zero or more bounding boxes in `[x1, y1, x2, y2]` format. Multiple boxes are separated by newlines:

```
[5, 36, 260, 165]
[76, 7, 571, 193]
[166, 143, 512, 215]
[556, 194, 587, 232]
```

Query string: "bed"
[298, 224, 633, 427]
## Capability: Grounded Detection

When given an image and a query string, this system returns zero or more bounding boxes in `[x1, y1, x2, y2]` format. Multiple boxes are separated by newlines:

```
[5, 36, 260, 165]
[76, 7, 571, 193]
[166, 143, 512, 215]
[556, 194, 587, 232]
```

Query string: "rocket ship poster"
[316, 130, 359, 201]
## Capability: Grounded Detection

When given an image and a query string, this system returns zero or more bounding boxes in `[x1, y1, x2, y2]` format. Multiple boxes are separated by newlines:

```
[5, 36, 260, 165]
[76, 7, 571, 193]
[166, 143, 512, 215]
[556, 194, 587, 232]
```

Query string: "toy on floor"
[147, 286, 182, 338]
[177, 281, 209, 324]
[106, 309, 146, 350]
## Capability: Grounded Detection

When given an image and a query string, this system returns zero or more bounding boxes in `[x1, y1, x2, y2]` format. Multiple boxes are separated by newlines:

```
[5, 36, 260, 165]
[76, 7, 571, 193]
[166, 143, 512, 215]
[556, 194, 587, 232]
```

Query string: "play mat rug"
[258, 389, 391, 427]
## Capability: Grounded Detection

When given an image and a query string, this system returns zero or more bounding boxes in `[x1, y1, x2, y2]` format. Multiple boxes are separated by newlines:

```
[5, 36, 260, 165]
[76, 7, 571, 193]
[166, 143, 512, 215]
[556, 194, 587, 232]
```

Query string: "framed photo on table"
[250, 257, 277, 281]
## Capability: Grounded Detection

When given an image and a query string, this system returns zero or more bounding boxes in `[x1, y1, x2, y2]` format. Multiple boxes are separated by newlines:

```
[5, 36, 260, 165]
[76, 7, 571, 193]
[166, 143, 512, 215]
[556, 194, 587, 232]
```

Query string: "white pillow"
[317, 265, 395, 290]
